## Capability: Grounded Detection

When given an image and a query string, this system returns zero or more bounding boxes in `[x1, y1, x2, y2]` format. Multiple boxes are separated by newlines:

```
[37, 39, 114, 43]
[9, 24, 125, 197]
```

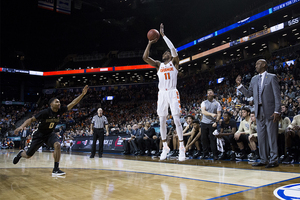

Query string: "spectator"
[282, 114, 300, 164]
[201, 89, 221, 160]
[234, 107, 252, 160]
[185, 119, 202, 159]
[248, 112, 259, 161]
[278, 107, 291, 159]
[143, 122, 157, 156]
[218, 112, 237, 160]
[135, 122, 145, 155]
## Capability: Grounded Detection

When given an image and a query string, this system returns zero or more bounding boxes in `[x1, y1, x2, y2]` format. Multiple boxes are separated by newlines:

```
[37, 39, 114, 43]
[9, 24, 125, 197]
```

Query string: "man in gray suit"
[236, 59, 281, 168]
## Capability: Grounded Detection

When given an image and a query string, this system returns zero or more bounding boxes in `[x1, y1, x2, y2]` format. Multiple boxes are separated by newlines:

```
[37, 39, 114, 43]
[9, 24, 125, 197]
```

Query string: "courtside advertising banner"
[38, 0, 54, 11]
[71, 136, 124, 152]
[56, 0, 71, 14]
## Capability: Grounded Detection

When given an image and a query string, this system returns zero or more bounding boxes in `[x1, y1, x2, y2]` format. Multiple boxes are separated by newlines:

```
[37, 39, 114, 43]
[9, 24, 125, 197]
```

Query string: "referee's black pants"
[201, 123, 218, 157]
[91, 128, 104, 156]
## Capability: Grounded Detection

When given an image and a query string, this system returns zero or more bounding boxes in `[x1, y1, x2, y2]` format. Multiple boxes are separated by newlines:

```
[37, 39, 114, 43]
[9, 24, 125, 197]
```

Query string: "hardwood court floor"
[0, 149, 299, 200]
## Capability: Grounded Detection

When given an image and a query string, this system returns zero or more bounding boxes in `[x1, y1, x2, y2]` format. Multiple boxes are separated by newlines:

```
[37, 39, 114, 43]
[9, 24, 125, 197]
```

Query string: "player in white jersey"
[143, 23, 185, 161]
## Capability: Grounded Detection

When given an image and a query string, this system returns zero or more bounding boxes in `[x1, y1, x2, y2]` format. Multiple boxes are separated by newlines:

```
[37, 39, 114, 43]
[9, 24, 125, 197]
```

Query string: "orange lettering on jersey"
[160, 67, 174, 72]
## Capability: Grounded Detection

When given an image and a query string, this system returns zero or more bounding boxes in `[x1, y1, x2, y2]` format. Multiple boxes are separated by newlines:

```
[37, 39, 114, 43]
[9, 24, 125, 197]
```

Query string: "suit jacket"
[239, 72, 281, 119]
[136, 128, 145, 138]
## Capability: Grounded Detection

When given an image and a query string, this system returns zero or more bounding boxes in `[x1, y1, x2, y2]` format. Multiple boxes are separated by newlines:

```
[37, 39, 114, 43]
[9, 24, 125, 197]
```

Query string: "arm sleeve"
[238, 79, 254, 98]
[150, 128, 155, 137]
[236, 120, 244, 133]
[104, 116, 108, 125]
[220, 122, 224, 129]
[217, 102, 222, 112]
[163, 36, 178, 57]
[201, 102, 205, 109]
[231, 120, 237, 128]
[271, 75, 281, 113]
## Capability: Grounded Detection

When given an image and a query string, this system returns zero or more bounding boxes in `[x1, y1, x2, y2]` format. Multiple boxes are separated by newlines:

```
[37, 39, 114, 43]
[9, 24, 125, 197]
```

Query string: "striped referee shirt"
[91, 115, 108, 128]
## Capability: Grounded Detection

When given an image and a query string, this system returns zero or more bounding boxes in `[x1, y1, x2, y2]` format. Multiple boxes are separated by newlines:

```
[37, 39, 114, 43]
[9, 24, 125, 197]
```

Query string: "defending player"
[143, 23, 185, 161]
[13, 85, 89, 176]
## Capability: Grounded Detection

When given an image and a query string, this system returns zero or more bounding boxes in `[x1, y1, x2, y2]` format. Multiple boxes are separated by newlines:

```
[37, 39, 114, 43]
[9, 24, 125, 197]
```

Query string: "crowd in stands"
[0, 105, 29, 136]
[1, 50, 300, 163]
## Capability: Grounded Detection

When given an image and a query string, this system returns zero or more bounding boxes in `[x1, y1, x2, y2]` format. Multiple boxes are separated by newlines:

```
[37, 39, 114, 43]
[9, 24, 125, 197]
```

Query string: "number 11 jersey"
[157, 61, 178, 91]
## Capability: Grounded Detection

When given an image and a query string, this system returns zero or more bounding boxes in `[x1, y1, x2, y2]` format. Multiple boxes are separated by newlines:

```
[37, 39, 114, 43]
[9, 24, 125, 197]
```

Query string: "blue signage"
[177, 0, 300, 51]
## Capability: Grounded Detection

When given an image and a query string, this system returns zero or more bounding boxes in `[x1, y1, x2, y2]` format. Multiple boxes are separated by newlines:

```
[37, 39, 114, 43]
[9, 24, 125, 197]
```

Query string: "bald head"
[258, 59, 267, 66]
[97, 108, 103, 116]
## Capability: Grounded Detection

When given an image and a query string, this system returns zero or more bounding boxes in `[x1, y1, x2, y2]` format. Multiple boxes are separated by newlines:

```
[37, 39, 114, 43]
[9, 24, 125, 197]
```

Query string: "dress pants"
[256, 105, 278, 163]
[91, 128, 104, 156]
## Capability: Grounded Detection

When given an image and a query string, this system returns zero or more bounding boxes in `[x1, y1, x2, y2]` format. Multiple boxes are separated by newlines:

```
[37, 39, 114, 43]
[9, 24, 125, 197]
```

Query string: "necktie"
[258, 75, 262, 104]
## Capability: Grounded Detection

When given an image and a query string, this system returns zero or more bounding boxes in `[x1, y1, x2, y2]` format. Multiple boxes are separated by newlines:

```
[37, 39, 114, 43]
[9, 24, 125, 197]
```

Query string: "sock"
[179, 141, 184, 148]
[163, 142, 168, 148]
[173, 115, 183, 141]
[255, 149, 259, 156]
[159, 116, 167, 140]
[54, 162, 59, 170]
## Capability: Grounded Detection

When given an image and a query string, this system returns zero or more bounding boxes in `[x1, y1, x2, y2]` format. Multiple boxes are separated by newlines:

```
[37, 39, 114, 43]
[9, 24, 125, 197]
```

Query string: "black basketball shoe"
[13, 150, 24, 164]
[52, 168, 66, 176]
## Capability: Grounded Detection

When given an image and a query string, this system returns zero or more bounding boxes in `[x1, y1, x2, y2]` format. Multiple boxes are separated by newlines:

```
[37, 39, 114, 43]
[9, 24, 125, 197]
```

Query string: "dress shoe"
[99, 154, 102, 158]
[265, 162, 279, 168]
[252, 162, 266, 167]
[90, 155, 95, 158]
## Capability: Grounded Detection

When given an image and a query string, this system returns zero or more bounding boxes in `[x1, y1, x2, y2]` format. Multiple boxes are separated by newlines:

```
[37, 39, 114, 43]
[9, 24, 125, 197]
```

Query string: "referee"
[90, 108, 109, 158]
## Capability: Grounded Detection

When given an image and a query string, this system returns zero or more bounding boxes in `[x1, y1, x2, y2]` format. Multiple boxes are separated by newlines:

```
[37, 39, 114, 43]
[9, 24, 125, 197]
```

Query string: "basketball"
[147, 29, 160, 41]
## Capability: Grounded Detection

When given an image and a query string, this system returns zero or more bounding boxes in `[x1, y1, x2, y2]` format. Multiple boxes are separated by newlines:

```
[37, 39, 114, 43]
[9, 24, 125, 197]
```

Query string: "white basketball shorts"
[157, 89, 182, 117]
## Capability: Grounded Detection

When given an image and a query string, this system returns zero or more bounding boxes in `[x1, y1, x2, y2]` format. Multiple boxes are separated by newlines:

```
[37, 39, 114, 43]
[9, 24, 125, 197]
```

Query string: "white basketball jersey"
[157, 61, 178, 91]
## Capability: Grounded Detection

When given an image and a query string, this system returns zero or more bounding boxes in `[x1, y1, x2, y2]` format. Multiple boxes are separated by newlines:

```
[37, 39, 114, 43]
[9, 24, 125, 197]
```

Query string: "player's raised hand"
[160, 23, 165, 37]
[149, 38, 158, 44]
[82, 85, 89, 95]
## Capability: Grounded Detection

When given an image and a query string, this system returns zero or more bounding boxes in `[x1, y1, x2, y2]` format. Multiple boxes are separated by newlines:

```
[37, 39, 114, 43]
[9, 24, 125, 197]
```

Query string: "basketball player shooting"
[13, 85, 89, 176]
[143, 23, 185, 161]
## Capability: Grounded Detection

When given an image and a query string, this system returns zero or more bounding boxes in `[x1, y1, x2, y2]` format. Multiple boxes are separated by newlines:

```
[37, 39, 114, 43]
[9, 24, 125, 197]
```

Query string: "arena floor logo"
[273, 183, 300, 200]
